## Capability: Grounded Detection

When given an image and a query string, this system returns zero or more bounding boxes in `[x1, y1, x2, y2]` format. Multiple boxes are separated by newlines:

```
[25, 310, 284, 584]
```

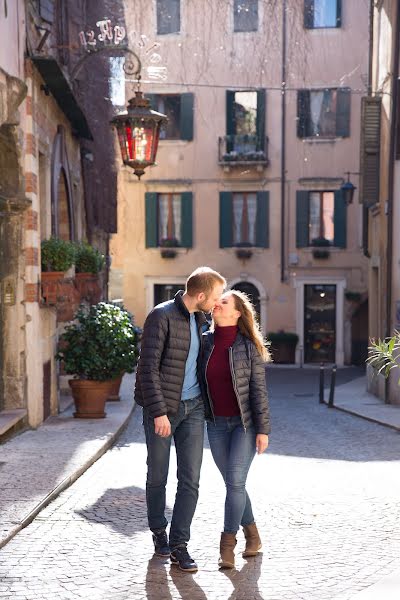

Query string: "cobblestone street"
[1, 369, 400, 599]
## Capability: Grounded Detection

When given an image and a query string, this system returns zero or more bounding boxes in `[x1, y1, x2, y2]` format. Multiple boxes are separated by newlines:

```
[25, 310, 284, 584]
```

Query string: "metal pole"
[328, 364, 337, 408]
[319, 363, 324, 404]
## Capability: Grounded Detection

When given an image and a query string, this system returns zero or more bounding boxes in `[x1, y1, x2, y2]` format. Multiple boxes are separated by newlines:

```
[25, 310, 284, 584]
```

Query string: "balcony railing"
[218, 135, 269, 166]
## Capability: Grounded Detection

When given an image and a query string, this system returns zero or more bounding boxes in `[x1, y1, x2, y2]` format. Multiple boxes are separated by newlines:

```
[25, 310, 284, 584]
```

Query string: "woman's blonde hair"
[230, 290, 272, 362]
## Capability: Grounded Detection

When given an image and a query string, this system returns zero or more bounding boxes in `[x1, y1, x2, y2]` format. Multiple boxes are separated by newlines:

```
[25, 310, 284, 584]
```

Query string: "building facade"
[0, 0, 121, 436]
[362, 0, 400, 403]
[110, 0, 370, 366]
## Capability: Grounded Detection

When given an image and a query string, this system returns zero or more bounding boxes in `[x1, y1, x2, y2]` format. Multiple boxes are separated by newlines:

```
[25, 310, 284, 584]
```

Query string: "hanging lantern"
[111, 91, 167, 179]
[341, 179, 356, 205]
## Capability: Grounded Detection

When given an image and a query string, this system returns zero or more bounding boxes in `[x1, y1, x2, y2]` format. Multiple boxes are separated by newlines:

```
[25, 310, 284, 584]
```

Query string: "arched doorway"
[51, 126, 75, 240]
[231, 281, 261, 325]
[57, 170, 71, 241]
[351, 300, 368, 365]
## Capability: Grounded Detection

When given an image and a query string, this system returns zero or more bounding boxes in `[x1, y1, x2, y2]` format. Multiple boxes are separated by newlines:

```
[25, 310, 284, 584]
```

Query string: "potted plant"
[311, 237, 331, 260]
[41, 237, 76, 305]
[367, 333, 400, 393]
[267, 331, 299, 364]
[56, 302, 140, 418]
[74, 242, 105, 304]
[160, 237, 179, 259]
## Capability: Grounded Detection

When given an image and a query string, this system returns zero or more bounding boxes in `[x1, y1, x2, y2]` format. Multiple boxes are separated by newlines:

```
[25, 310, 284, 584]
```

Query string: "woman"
[201, 290, 271, 569]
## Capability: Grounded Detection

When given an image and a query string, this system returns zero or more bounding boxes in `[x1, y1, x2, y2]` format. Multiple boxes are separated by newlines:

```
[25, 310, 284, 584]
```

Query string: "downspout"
[386, 1, 400, 339]
[363, 0, 375, 258]
[280, 0, 287, 283]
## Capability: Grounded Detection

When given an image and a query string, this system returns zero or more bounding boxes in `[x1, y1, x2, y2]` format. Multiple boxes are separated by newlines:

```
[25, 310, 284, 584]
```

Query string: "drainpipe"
[280, 0, 287, 283]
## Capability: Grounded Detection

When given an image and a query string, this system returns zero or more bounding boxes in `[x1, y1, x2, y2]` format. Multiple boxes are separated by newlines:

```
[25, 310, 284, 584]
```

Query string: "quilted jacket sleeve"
[138, 307, 169, 417]
[249, 344, 271, 435]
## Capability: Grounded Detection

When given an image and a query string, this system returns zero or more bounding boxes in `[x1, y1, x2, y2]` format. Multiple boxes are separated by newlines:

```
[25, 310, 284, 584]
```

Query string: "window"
[157, 0, 180, 35]
[304, 0, 341, 29]
[222, 89, 266, 160]
[309, 192, 334, 244]
[296, 190, 347, 248]
[220, 191, 269, 248]
[146, 93, 194, 140]
[145, 192, 193, 248]
[297, 88, 350, 138]
[234, 0, 258, 32]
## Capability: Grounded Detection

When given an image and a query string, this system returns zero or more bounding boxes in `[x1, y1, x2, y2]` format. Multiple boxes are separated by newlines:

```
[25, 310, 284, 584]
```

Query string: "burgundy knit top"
[206, 325, 240, 417]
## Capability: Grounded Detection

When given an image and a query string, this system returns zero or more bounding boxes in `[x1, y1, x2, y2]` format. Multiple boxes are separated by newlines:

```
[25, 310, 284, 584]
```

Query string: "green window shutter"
[145, 193, 158, 248]
[220, 192, 233, 247]
[336, 88, 351, 137]
[180, 93, 194, 141]
[255, 191, 269, 248]
[226, 91, 236, 135]
[333, 189, 347, 248]
[336, 0, 342, 27]
[297, 90, 310, 138]
[256, 89, 266, 149]
[296, 191, 310, 247]
[180, 192, 193, 248]
[304, 0, 314, 28]
[359, 96, 381, 207]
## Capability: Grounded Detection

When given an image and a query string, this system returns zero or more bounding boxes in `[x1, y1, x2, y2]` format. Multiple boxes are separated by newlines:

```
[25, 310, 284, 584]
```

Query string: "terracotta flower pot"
[69, 379, 113, 418]
[41, 271, 65, 305]
[75, 272, 102, 304]
[108, 374, 123, 401]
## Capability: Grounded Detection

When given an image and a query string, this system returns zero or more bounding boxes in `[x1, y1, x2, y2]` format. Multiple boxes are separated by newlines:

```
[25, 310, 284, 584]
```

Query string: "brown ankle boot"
[218, 532, 237, 569]
[242, 523, 262, 557]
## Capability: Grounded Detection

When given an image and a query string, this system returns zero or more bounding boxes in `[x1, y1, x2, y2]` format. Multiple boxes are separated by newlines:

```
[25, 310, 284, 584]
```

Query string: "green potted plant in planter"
[74, 242, 105, 304]
[41, 237, 76, 305]
[267, 331, 299, 364]
[159, 237, 179, 259]
[367, 332, 400, 392]
[56, 302, 140, 418]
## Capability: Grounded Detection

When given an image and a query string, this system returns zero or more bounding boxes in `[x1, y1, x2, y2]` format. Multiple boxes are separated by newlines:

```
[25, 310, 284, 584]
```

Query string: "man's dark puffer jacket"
[135, 291, 208, 418]
[201, 330, 270, 435]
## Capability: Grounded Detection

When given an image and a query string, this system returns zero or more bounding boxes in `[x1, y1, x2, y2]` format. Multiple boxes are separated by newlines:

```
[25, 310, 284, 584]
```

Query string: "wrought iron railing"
[218, 135, 269, 164]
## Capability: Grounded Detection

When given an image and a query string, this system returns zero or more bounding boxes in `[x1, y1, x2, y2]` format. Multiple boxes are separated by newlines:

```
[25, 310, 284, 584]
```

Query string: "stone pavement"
[0, 368, 400, 599]
[0, 375, 135, 549]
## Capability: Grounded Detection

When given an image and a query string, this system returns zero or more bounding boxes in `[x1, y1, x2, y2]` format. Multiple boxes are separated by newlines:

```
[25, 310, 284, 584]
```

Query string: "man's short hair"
[185, 267, 226, 297]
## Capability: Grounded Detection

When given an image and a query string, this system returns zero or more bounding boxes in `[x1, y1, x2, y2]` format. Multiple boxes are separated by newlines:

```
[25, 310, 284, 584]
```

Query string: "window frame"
[304, 0, 342, 30]
[308, 191, 335, 246]
[156, 0, 181, 35]
[297, 87, 351, 139]
[233, 0, 259, 33]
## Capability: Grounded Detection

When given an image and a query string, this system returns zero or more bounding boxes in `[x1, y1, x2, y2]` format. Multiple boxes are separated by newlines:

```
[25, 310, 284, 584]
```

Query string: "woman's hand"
[256, 434, 269, 454]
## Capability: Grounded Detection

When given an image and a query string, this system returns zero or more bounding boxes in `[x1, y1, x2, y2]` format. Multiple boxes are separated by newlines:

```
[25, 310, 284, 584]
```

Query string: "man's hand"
[256, 434, 269, 454]
[154, 415, 171, 438]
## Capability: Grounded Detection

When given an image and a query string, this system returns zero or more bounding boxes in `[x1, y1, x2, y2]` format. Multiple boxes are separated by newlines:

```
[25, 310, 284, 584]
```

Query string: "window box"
[160, 248, 177, 259]
[312, 249, 330, 259]
[235, 248, 253, 260]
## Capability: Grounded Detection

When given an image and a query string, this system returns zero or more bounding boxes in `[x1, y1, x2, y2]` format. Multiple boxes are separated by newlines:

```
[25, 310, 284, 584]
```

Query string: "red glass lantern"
[111, 91, 167, 179]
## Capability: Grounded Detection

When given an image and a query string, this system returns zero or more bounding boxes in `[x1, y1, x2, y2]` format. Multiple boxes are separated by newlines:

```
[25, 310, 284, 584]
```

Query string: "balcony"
[218, 135, 269, 170]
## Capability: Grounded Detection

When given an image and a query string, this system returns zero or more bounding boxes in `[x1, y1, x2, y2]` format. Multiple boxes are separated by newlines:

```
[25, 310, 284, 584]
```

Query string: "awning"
[31, 56, 93, 140]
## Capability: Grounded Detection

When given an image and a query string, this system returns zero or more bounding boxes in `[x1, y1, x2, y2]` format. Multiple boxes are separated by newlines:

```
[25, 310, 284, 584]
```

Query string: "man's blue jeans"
[207, 416, 256, 534]
[143, 396, 204, 549]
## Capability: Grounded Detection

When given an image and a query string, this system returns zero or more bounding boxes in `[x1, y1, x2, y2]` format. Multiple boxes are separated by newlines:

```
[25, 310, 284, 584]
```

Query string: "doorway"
[304, 284, 336, 363]
[154, 283, 183, 306]
[231, 281, 261, 324]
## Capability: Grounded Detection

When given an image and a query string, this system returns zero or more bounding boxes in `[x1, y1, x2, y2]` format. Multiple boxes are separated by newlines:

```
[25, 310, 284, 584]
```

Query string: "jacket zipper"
[229, 346, 247, 432]
[177, 316, 192, 408]
[205, 344, 216, 423]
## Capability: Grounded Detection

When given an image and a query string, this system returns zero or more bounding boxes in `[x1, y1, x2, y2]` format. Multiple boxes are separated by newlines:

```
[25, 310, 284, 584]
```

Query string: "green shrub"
[56, 302, 139, 381]
[75, 242, 105, 274]
[41, 237, 76, 272]
[267, 331, 299, 344]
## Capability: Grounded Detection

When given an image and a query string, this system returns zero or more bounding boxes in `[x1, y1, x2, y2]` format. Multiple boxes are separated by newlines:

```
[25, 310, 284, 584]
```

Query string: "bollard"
[319, 363, 325, 404]
[328, 364, 337, 408]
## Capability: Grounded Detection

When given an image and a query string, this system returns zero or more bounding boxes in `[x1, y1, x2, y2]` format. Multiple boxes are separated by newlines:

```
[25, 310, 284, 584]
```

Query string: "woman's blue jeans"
[207, 416, 256, 534]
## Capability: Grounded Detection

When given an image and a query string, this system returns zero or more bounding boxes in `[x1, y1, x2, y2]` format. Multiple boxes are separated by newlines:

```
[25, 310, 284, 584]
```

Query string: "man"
[135, 267, 226, 572]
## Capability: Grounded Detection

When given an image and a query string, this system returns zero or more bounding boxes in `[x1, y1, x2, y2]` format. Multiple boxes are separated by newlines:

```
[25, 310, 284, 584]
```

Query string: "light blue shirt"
[181, 313, 201, 400]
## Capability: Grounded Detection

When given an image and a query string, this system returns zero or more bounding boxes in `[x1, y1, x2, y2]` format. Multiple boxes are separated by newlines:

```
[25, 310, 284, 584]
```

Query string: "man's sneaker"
[170, 546, 198, 572]
[152, 529, 170, 557]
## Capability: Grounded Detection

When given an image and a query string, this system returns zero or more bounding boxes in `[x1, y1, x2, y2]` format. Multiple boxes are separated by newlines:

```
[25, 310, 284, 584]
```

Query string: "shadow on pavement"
[221, 554, 264, 600]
